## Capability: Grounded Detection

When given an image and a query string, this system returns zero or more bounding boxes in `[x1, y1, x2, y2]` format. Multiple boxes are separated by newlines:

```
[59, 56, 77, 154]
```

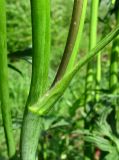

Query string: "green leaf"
[85, 136, 113, 152]
[50, 119, 70, 130]
[104, 149, 119, 160]
[94, 108, 113, 138]
[42, 116, 70, 134]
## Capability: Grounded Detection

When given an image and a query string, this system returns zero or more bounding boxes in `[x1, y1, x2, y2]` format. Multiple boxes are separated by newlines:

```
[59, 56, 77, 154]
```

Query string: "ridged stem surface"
[21, 1, 50, 160]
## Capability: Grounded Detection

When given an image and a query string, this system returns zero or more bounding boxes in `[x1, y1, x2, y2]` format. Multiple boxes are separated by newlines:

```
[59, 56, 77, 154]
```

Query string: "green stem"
[28, 0, 50, 103]
[109, 0, 119, 134]
[109, 37, 119, 93]
[109, 2, 119, 94]
[21, 0, 50, 160]
[96, 51, 101, 101]
[85, 0, 100, 107]
[0, 0, 16, 158]
[84, 1, 100, 158]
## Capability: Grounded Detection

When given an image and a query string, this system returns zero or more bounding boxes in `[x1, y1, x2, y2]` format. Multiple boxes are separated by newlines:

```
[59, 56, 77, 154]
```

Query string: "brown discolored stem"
[53, 0, 83, 84]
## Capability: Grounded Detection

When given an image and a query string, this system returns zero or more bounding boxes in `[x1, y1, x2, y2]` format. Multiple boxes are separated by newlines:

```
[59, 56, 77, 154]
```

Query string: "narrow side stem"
[109, 2, 119, 94]
[53, 0, 87, 85]
[109, 0, 119, 134]
[84, 0, 100, 159]
[85, 0, 100, 106]
[53, 0, 83, 83]
[0, 0, 16, 158]
[96, 51, 101, 101]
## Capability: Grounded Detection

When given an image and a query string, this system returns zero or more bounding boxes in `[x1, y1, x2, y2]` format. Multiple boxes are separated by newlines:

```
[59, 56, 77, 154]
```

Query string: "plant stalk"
[53, 0, 84, 83]
[85, 0, 100, 107]
[84, 0, 100, 158]
[109, 0, 119, 134]
[0, 0, 16, 158]
[21, 0, 50, 160]
[109, 1, 119, 94]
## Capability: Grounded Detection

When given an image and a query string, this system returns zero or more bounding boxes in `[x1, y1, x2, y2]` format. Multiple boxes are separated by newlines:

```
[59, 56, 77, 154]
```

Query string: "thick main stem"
[21, 1, 50, 160]
[0, 0, 16, 158]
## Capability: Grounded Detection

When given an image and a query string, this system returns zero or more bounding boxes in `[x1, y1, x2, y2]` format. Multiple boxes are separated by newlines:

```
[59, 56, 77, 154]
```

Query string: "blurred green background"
[0, 0, 116, 159]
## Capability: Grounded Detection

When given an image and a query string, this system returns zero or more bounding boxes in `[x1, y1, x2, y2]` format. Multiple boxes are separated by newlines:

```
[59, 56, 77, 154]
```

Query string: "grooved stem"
[20, 0, 50, 160]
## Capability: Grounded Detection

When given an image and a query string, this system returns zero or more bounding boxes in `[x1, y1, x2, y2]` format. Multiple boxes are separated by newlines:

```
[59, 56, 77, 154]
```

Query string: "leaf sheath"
[29, 25, 119, 115]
